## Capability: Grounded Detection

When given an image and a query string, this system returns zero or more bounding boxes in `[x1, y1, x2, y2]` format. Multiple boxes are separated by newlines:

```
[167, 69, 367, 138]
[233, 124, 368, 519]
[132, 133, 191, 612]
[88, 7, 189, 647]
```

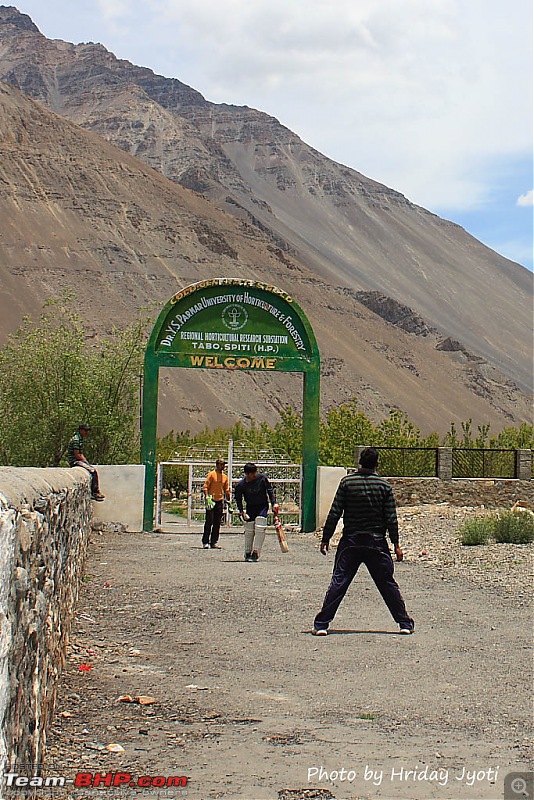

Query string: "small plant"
[493, 511, 534, 544]
[164, 503, 187, 517]
[459, 517, 493, 546]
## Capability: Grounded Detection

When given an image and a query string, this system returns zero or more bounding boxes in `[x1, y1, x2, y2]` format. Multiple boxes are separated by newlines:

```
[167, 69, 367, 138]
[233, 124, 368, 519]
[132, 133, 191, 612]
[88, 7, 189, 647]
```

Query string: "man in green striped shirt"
[313, 447, 413, 635]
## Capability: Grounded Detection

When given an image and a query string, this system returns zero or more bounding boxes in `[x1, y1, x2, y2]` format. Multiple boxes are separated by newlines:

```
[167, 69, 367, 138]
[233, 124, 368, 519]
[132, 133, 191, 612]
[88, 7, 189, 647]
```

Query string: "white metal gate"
[155, 441, 302, 530]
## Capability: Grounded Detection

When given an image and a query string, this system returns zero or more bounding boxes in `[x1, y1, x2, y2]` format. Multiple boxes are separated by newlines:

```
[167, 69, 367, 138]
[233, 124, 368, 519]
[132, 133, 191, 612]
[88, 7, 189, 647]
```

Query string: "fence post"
[437, 447, 453, 480]
[515, 449, 532, 481]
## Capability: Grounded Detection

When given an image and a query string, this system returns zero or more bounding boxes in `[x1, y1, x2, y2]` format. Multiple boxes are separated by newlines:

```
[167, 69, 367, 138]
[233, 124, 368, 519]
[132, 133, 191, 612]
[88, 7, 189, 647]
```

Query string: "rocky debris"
[278, 791, 336, 799]
[193, 222, 238, 259]
[436, 336, 470, 353]
[355, 291, 438, 336]
[91, 521, 127, 534]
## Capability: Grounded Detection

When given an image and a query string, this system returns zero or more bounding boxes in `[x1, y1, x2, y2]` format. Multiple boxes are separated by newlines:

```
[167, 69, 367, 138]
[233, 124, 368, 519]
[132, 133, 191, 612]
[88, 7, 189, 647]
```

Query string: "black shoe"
[244, 552, 252, 561]
[251, 550, 259, 561]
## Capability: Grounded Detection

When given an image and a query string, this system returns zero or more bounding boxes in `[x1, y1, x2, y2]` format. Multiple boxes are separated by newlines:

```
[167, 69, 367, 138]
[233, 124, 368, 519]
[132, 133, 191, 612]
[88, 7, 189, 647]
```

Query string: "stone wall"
[0, 467, 92, 787]
[388, 477, 534, 508]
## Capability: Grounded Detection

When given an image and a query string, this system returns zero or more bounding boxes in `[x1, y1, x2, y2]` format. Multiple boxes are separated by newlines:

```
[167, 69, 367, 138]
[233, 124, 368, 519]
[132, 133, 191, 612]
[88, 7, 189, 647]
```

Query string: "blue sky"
[11, 0, 534, 269]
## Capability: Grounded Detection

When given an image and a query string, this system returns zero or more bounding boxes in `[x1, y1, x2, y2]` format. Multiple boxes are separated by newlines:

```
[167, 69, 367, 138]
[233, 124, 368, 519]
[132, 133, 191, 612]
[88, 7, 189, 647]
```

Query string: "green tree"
[0, 296, 146, 466]
[490, 423, 534, 450]
[319, 400, 375, 466]
[375, 409, 423, 446]
[271, 405, 303, 462]
[86, 319, 147, 463]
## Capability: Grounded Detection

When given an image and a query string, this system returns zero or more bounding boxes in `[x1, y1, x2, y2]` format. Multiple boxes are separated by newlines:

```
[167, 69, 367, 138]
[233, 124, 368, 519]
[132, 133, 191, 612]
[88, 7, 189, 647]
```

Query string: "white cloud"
[132, 0, 532, 213]
[17, 0, 533, 217]
[95, 0, 128, 22]
[517, 190, 534, 207]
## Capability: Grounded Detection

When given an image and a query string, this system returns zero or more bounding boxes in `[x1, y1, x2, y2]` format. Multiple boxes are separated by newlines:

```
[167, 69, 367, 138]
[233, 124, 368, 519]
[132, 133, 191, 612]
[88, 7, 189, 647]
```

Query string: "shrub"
[459, 517, 493, 546]
[493, 511, 534, 544]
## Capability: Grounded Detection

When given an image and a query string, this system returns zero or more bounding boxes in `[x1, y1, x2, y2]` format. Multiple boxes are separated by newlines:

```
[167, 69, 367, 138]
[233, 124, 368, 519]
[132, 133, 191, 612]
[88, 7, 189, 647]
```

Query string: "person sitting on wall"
[67, 424, 105, 501]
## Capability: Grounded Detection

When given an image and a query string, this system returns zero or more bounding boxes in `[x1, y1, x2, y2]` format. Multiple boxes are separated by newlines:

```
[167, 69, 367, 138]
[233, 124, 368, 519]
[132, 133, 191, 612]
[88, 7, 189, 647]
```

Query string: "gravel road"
[42, 506, 533, 800]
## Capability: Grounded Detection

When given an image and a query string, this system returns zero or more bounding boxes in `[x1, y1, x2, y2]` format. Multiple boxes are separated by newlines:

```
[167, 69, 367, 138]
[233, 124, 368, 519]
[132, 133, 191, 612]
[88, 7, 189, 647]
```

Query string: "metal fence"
[451, 448, 517, 478]
[355, 446, 520, 478]
[371, 447, 438, 477]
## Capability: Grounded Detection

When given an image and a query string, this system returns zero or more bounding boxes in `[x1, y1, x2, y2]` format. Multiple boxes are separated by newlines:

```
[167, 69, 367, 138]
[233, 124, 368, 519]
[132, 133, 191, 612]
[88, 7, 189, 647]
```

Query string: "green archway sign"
[141, 278, 320, 532]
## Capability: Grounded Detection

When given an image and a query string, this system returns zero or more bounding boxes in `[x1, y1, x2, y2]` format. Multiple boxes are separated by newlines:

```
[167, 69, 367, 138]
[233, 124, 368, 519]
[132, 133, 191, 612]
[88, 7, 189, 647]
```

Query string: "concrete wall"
[316, 466, 346, 529]
[90, 464, 145, 532]
[0, 468, 92, 787]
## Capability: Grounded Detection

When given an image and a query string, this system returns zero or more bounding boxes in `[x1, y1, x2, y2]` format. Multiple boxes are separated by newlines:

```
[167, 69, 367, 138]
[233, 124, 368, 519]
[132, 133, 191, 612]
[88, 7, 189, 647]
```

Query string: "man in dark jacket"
[234, 463, 278, 561]
[312, 447, 413, 635]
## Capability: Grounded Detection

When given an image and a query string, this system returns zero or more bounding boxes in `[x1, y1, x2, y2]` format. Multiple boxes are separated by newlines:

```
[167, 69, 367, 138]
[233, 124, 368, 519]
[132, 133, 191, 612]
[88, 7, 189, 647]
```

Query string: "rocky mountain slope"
[0, 6, 531, 436]
[0, 81, 530, 435]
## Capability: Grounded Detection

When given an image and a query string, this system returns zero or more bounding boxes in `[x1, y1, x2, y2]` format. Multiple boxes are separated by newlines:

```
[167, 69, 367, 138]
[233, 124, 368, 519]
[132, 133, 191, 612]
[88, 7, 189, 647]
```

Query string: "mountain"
[0, 6, 531, 436]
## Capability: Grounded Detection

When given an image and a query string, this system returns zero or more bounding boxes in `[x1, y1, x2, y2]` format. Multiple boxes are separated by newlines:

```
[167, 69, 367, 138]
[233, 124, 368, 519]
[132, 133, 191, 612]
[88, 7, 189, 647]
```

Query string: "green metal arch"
[142, 279, 320, 531]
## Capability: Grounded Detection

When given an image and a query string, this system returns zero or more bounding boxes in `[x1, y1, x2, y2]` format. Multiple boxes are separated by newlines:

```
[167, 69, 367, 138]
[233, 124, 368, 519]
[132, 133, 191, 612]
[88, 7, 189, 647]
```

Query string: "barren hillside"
[0, 81, 530, 436]
[0, 6, 531, 401]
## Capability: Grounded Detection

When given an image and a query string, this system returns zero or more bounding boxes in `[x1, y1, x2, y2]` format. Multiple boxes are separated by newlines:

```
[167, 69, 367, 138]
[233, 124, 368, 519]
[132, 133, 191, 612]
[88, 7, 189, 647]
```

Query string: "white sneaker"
[312, 628, 328, 636]
[399, 627, 414, 635]
[203, 544, 210, 549]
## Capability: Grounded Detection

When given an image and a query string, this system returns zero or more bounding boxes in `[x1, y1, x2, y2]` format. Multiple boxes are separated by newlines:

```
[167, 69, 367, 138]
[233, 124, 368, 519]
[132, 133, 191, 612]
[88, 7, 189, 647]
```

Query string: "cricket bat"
[273, 515, 289, 553]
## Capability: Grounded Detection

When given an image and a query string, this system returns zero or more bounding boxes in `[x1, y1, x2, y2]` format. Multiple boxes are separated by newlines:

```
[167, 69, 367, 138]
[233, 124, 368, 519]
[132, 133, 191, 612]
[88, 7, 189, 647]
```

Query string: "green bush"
[493, 511, 534, 544]
[459, 517, 493, 546]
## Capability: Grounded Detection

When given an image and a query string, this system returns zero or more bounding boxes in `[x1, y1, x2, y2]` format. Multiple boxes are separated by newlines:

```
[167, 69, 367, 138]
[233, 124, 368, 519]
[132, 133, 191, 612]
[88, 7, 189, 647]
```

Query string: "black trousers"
[202, 500, 224, 546]
[314, 534, 413, 631]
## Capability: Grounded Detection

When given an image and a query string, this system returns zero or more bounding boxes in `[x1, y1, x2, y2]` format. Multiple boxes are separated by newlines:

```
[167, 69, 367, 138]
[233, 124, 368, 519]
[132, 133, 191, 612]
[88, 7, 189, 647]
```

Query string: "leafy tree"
[152, 399, 530, 473]
[319, 400, 374, 466]
[85, 319, 147, 463]
[271, 406, 303, 462]
[0, 295, 146, 466]
[375, 409, 423, 447]
[490, 423, 534, 450]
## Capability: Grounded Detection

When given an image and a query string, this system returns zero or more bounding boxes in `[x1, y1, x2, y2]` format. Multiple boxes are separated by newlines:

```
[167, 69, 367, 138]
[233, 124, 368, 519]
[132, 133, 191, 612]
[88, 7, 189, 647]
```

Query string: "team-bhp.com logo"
[4, 771, 188, 791]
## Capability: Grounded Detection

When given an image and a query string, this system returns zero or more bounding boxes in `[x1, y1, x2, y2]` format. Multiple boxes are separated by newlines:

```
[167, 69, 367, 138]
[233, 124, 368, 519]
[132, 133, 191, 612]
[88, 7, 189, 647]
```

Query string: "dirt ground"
[42, 511, 533, 800]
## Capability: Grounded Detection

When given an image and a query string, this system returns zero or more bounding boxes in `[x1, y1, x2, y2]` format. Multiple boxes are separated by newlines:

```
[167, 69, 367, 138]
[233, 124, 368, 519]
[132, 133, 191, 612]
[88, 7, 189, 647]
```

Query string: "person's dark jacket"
[234, 473, 276, 517]
[322, 468, 399, 545]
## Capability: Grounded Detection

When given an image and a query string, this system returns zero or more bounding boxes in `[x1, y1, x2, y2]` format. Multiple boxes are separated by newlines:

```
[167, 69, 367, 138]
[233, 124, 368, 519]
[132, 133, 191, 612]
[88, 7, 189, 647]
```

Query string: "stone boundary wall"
[387, 477, 534, 508]
[0, 467, 92, 790]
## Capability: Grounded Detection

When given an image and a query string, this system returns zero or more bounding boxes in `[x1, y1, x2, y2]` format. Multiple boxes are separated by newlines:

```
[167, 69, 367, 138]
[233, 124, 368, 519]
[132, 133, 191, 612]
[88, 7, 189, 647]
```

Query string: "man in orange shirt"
[202, 458, 231, 549]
